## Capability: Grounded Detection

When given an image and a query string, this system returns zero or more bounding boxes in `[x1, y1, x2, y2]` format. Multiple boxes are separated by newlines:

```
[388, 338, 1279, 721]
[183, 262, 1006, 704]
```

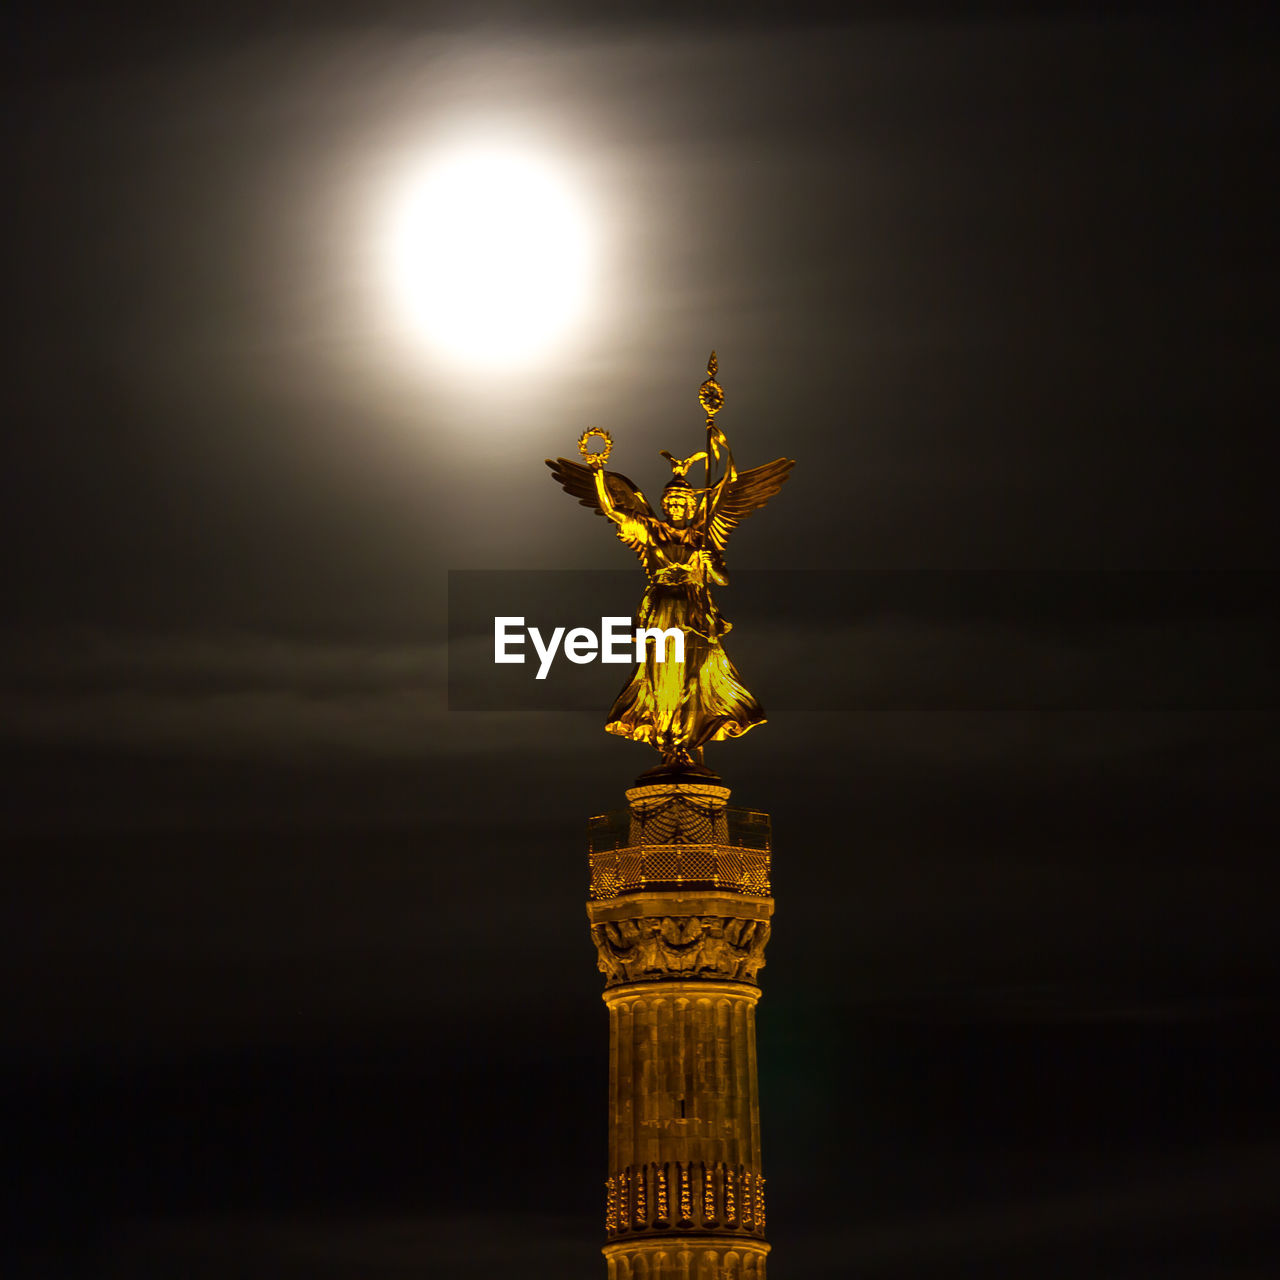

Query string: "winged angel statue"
[547, 353, 794, 773]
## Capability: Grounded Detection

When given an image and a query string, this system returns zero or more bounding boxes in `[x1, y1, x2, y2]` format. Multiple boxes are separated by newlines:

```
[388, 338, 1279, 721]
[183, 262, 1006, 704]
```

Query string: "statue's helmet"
[659, 451, 701, 522]
[662, 475, 697, 506]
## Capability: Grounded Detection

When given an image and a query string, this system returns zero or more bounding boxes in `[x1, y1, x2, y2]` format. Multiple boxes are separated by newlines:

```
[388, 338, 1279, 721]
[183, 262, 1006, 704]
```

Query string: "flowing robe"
[604, 512, 765, 759]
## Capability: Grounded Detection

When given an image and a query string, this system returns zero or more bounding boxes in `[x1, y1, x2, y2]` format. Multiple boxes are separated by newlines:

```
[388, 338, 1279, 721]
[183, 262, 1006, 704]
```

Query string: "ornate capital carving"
[592, 913, 771, 986]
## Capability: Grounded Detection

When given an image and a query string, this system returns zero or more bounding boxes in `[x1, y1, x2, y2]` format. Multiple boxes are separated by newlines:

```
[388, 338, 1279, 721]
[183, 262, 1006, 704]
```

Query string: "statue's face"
[662, 490, 696, 527]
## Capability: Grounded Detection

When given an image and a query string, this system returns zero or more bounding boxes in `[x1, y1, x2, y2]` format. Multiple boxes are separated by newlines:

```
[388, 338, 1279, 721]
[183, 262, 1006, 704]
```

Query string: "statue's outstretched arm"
[589, 459, 652, 552]
[591, 460, 625, 526]
[546, 454, 654, 558]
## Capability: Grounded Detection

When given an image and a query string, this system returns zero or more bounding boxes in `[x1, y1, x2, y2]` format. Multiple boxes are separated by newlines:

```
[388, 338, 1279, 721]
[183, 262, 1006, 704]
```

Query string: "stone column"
[587, 780, 773, 1280]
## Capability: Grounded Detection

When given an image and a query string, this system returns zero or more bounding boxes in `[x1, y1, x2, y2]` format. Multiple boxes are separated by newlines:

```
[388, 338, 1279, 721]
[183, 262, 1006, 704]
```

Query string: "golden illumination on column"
[557, 353, 790, 1277]
[588, 780, 773, 1279]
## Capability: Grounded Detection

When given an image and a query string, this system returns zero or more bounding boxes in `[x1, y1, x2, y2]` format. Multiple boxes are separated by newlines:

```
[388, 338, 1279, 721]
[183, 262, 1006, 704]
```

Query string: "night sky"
[3, 3, 1278, 1277]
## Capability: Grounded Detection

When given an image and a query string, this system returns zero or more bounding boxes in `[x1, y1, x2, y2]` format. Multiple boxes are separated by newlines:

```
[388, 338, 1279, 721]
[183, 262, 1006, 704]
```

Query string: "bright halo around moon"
[387, 147, 594, 366]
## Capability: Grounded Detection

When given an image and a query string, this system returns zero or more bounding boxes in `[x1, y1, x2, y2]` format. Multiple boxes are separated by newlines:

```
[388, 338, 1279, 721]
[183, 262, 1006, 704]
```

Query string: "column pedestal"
[587, 781, 773, 1280]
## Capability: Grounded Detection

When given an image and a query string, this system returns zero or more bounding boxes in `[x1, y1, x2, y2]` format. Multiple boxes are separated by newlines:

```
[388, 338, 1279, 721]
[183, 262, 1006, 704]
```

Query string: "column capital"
[588, 894, 773, 990]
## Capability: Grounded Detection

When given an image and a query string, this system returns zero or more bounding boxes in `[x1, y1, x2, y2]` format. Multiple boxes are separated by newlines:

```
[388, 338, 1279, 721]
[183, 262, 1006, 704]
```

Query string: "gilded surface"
[547, 353, 794, 768]
[588, 845, 772, 900]
[591, 913, 771, 985]
[589, 768, 774, 1275]
[603, 1239, 769, 1280]
[605, 1162, 766, 1240]
[588, 783, 771, 898]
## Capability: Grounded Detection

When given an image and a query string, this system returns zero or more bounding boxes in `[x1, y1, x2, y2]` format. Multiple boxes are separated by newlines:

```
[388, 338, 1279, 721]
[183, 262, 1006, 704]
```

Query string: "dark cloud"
[97, 1212, 597, 1280]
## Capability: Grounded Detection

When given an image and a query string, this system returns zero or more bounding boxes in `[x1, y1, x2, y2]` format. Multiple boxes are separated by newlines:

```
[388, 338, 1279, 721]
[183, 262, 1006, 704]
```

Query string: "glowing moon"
[388, 147, 594, 365]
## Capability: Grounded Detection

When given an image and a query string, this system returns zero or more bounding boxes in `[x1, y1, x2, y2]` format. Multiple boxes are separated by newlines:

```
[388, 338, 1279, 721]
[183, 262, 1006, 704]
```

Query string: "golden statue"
[547, 353, 794, 773]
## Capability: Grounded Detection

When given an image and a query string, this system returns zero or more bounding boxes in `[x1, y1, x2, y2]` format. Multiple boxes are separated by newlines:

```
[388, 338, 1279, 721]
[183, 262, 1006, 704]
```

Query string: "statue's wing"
[706, 457, 795, 551]
[545, 457, 654, 521]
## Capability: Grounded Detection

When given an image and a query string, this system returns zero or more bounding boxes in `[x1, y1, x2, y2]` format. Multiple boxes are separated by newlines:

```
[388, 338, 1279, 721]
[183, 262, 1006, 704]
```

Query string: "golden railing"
[589, 842, 771, 900]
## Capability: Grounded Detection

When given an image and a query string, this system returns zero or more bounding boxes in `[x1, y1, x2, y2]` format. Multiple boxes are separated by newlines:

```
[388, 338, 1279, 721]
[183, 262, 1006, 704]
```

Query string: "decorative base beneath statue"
[634, 761, 724, 787]
[587, 779, 771, 900]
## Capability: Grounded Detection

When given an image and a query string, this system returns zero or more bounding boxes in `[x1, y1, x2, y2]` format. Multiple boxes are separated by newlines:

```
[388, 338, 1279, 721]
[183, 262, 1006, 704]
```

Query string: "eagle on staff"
[546, 352, 794, 775]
